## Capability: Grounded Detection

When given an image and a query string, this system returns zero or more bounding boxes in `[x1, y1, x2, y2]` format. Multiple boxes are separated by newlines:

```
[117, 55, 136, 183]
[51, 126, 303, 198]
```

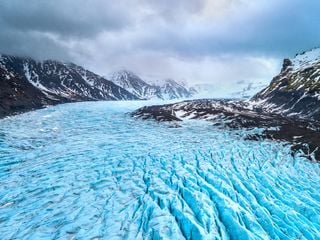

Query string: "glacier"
[0, 101, 319, 239]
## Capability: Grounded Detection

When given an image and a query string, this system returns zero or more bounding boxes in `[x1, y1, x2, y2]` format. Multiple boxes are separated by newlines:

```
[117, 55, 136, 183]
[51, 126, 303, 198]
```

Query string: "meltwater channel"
[0, 101, 319, 239]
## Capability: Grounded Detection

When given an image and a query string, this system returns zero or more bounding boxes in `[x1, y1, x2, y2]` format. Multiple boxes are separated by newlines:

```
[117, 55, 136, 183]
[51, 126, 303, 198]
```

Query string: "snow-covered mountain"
[110, 70, 161, 99]
[159, 79, 193, 100]
[252, 47, 320, 120]
[110, 70, 195, 100]
[1, 56, 138, 101]
[0, 55, 138, 117]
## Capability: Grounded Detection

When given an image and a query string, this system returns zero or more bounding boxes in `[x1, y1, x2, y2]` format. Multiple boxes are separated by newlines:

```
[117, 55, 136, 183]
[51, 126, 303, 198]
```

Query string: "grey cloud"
[0, 0, 140, 60]
[0, 22, 72, 61]
[0, 0, 134, 38]
[133, 0, 320, 59]
[140, 0, 205, 22]
[0, 0, 319, 86]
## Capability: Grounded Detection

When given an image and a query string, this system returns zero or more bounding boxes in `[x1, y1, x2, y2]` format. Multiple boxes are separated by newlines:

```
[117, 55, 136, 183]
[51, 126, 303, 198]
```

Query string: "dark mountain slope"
[252, 48, 320, 120]
[0, 55, 138, 117]
[0, 64, 61, 117]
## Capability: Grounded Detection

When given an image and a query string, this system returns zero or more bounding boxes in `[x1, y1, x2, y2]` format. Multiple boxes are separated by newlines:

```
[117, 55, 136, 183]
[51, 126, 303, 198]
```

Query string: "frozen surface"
[0, 101, 319, 239]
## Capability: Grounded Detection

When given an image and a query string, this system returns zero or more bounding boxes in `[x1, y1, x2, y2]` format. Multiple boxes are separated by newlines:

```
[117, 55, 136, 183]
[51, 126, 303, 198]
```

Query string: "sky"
[0, 0, 319, 92]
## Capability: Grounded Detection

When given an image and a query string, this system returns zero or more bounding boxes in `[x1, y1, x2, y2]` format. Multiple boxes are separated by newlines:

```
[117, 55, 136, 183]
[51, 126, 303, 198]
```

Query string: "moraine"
[0, 101, 319, 239]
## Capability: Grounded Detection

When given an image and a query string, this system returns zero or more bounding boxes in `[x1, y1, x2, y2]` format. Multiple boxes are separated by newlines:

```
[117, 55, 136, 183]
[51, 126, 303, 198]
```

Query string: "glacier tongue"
[0, 101, 319, 239]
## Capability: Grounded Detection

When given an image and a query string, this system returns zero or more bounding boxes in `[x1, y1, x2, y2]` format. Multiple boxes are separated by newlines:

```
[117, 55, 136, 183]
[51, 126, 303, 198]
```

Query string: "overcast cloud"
[0, 0, 319, 90]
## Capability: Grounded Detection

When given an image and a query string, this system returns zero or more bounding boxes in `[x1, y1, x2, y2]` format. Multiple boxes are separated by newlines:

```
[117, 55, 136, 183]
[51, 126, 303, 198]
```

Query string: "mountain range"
[0, 55, 195, 118]
[2, 47, 320, 124]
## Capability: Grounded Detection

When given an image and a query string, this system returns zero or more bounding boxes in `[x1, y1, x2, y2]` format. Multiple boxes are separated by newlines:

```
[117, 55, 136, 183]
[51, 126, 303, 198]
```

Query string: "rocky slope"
[111, 70, 195, 100]
[252, 47, 320, 120]
[0, 55, 138, 117]
[0, 61, 60, 118]
[132, 48, 320, 160]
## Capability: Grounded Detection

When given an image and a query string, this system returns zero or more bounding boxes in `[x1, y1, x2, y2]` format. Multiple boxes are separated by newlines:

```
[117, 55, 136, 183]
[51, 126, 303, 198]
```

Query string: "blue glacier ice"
[0, 101, 319, 239]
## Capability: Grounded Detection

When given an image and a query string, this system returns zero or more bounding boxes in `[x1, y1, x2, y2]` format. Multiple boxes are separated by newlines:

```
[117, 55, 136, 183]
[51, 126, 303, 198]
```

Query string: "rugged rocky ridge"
[110, 70, 195, 100]
[252, 48, 320, 120]
[0, 55, 138, 117]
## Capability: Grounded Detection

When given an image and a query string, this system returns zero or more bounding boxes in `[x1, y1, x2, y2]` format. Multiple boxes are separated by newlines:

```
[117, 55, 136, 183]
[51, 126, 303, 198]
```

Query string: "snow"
[292, 48, 320, 71]
[174, 110, 186, 118]
[0, 101, 319, 239]
[0, 55, 5, 69]
[79, 70, 95, 87]
[23, 62, 52, 94]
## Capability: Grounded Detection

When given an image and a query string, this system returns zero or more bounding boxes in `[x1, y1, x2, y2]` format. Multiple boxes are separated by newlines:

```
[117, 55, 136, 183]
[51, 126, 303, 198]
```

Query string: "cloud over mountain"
[0, 0, 319, 90]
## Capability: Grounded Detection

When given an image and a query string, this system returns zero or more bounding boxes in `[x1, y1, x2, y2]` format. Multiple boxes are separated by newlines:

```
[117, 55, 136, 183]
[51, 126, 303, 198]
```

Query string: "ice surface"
[0, 101, 319, 239]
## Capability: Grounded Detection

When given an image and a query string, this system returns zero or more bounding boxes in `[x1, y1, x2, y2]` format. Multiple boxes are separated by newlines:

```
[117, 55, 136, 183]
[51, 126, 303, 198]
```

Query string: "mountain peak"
[110, 71, 195, 100]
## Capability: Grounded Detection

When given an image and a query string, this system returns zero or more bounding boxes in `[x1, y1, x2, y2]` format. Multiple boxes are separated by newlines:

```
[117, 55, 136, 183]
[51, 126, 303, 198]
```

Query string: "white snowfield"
[0, 101, 319, 239]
